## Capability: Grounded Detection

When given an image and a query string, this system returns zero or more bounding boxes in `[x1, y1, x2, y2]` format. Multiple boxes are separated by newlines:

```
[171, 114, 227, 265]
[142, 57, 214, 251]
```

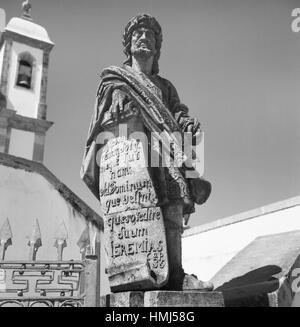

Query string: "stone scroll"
[99, 135, 168, 292]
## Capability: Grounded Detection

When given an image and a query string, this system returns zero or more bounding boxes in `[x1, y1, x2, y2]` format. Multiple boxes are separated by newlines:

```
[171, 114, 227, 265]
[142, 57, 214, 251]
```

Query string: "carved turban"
[122, 14, 163, 75]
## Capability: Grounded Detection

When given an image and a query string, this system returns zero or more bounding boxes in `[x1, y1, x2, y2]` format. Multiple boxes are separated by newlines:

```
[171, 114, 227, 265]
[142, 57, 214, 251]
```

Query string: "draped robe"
[81, 65, 210, 221]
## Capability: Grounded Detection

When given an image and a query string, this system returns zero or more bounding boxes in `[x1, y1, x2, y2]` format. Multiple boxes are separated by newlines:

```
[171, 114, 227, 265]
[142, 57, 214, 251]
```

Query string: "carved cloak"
[81, 65, 209, 218]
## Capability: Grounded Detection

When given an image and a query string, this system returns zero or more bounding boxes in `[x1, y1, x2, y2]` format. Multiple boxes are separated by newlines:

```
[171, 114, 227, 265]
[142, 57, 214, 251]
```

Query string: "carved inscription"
[99, 137, 168, 287]
[106, 207, 166, 272]
[99, 137, 158, 215]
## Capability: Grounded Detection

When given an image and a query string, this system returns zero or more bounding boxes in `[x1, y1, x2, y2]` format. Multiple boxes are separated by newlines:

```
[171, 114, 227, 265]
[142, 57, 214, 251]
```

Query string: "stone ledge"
[100, 292, 144, 307]
[100, 291, 224, 307]
[144, 291, 224, 307]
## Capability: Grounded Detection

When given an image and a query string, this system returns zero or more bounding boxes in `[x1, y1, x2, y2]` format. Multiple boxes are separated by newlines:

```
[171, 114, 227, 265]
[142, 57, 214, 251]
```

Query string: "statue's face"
[130, 26, 157, 59]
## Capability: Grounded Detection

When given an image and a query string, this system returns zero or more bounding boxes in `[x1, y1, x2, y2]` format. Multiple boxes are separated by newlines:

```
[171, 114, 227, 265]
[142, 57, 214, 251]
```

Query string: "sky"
[1, 0, 300, 227]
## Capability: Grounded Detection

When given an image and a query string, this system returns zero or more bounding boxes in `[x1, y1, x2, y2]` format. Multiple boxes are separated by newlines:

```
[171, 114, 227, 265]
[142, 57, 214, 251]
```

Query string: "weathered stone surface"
[211, 230, 300, 306]
[100, 291, 224, 307]
[268, 276, 295, 307]
[100, 291, 144, 307]
[106, 261, 157, 292]
[84, 256, 99, 307]
[99, 295, 107, 307]
[144, 291, 224, 307]
[100, 135, 168, 291]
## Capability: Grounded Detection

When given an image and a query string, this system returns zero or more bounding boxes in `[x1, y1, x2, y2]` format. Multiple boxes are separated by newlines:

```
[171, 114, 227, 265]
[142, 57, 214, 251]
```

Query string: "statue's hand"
[111, 89, 128, 120]
[185, 118, 202, 147]
[111, 89, 138, 120]
[186, 118, 201, 136]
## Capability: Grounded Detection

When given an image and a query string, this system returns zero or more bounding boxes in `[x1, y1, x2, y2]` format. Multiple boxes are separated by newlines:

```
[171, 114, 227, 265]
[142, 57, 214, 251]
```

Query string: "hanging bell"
[17, 73, 31, 89]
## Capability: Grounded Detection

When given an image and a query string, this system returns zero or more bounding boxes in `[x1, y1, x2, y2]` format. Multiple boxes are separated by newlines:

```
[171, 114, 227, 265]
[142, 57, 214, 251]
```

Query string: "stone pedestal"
[100, 291, 224, 307]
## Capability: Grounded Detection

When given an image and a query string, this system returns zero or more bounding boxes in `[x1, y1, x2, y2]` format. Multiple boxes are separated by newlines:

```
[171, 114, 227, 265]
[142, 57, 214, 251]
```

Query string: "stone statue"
[81, 14, 213, 291]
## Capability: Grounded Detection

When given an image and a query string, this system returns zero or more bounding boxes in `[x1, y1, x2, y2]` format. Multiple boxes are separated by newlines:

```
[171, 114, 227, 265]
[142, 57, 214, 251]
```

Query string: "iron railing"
[0, 257, 99, 307]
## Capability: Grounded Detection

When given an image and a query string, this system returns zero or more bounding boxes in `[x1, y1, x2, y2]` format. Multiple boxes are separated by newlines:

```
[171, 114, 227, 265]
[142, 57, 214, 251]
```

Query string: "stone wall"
[0, 164, 99, 260]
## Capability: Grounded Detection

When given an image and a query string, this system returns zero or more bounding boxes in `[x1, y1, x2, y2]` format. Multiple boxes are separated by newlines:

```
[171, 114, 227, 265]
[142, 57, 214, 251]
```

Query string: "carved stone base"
[100, 291, 224, 307]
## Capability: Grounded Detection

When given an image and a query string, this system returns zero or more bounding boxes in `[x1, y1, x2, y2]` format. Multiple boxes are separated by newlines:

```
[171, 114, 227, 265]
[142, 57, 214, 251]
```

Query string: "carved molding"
[1, 30, 54, 52]
[9, 113, 53, 134]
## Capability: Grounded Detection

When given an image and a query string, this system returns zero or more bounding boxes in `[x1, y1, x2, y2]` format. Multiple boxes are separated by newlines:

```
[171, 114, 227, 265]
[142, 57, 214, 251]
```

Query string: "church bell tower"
[0, 1, 54, 162]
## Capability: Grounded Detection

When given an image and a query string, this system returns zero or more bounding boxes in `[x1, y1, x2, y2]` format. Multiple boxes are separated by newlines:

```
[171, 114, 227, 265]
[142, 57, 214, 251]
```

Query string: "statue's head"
[122, 14, 162, 75]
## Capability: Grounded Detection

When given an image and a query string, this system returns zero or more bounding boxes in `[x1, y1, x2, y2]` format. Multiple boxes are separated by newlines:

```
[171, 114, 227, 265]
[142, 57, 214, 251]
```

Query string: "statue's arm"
[81, 85, 139, 199]
[80, 85, 116, 199]
[165, 79, 212, 206]
[163, 78, 201, 138]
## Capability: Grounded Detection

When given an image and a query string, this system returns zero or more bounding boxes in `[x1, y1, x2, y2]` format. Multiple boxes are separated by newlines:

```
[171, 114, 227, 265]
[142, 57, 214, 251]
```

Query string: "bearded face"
[130, 26, 157, 60]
